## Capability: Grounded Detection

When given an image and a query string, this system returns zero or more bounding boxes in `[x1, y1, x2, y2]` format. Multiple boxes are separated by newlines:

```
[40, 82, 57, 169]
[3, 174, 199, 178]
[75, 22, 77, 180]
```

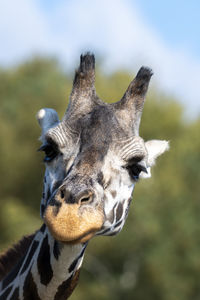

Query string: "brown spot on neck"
[0, 233, 35, 281]
[37, 234, 53, 285]
[23, 269, 41, 300]
[54, 269, 80, 300]
[10, 287, 19, 300]
[0, 285, 13, 299]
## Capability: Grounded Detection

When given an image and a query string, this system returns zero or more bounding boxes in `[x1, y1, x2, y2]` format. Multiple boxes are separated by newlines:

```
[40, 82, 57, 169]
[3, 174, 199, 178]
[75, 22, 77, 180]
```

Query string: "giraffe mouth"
[44, 203, 104, 244]
[62, 229, 98, 244]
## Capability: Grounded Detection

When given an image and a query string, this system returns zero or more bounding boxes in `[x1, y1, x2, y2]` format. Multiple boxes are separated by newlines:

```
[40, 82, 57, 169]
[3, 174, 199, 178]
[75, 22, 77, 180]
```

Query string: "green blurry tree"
[0, 58, 199, 300]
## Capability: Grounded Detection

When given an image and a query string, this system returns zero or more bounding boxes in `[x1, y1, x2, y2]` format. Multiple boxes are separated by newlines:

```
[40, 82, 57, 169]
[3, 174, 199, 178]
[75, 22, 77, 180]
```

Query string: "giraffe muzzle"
[44, 187, 104, 244]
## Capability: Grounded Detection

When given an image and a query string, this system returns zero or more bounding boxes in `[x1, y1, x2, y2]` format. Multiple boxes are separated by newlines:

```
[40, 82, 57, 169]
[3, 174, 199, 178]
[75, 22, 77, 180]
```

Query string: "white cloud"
[0, 0, 199, 117]
[0, 0, 51, 64]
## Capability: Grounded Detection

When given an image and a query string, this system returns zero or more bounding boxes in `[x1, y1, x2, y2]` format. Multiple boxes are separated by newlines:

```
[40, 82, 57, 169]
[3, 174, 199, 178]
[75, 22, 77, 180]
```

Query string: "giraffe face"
[37, 54, 169, 244]
[38, 105, 168, 244]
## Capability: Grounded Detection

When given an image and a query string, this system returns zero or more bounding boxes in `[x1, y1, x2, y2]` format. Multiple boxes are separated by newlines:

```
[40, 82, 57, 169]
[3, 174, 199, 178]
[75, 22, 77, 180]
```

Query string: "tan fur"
[44, 203, 104, 244]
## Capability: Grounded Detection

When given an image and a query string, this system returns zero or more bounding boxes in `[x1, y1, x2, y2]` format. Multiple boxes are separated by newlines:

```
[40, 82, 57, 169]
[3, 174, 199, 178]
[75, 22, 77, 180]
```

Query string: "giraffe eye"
[38, 143, 59, 162]
[126, 162, 147, 181]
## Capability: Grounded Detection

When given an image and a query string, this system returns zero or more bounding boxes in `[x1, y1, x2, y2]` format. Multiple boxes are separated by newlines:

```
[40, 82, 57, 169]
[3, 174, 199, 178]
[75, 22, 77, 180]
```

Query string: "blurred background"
[0, 1, 200, 299]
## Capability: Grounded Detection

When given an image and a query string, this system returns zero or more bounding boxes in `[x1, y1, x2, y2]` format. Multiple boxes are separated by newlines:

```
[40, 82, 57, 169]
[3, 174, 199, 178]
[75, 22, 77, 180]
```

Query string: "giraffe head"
[37, 54, 169, 244]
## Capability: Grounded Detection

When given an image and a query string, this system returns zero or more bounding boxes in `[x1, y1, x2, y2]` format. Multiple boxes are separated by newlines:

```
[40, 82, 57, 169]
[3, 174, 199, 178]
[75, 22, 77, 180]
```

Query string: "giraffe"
[0, 53, 169, 300]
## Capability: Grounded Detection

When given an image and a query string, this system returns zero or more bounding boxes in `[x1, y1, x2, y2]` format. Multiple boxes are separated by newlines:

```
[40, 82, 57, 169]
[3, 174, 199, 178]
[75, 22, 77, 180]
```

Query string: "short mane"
[0, 233, 35, 281]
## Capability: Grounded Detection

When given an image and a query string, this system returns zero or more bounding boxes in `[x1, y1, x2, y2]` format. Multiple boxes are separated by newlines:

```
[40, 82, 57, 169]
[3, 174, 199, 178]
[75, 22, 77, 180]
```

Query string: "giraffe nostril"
[80, 196, 91, 203]
[79, 192, 93, 205]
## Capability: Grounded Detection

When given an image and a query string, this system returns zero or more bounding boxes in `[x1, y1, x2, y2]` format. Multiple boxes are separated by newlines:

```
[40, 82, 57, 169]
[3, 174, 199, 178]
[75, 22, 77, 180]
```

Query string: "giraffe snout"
[44, 185, 104, 244]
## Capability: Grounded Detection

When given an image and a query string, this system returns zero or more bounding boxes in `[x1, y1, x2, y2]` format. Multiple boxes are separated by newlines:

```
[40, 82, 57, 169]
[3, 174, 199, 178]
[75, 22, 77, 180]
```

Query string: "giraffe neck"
[0, 224, 87, 300]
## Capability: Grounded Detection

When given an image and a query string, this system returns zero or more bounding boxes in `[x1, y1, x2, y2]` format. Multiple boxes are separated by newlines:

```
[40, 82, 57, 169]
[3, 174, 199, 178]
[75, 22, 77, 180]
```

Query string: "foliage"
[0, 58, 199, 300]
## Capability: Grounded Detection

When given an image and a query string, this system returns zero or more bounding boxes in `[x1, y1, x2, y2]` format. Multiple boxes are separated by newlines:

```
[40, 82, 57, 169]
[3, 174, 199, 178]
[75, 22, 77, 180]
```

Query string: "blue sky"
[0, 0, 199, 117]
[136, 0, 200, 59]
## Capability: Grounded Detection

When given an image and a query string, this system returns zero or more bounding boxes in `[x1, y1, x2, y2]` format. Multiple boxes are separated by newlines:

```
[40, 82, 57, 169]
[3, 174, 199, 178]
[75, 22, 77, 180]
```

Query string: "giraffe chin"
[44, 203, 104, 244]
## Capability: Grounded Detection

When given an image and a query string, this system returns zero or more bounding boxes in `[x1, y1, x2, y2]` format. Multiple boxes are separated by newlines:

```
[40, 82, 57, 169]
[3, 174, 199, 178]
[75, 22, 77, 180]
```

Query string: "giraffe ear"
[140, 140, 169, 179]
[36, 108, 60, 135]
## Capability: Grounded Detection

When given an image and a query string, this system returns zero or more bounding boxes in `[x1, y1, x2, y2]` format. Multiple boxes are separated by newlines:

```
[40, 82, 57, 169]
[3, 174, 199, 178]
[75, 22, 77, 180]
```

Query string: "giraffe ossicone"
[0, 53, 169, 299]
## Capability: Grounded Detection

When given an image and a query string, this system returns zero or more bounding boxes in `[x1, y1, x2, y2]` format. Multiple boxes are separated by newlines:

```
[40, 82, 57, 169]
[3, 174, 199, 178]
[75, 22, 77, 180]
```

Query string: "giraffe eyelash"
[125, 158, 147, 181]
[38, 143, 59, 163]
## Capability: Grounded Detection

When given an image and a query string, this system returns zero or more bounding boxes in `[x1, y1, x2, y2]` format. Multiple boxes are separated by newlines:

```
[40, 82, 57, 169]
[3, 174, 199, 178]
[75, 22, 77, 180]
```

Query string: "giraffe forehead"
[46, 104, 134, 149]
